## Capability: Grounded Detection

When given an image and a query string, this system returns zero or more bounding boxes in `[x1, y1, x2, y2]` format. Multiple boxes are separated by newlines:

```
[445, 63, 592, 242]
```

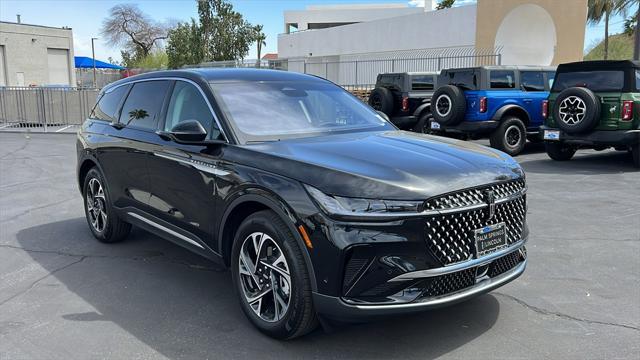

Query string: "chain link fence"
[0, 87, 98, 133]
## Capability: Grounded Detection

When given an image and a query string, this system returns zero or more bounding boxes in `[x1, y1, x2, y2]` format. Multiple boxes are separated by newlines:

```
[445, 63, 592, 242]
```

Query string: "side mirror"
[376, 111, 390, 122]
[169, 120, 208, 143]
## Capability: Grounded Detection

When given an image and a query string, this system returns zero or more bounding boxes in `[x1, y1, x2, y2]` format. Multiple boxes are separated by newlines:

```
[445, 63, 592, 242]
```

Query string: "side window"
[165, 81, 221, 140]
[520, 72, 546, 92]
[90, 85, 129, 122]
[490, 71, 516, 89]
[546, 71, 556, 89]
[412, 75, 434, 91]
[119, 81, 170, 130]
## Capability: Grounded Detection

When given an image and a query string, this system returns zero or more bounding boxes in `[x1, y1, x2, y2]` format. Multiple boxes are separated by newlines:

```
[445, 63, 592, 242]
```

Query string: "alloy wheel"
[238, 232, 291, 323]
[86, 177, 107, 233]
[504, 125, 522, 148]
[558, 96, 587, 125]
[436, 94, 452, 117]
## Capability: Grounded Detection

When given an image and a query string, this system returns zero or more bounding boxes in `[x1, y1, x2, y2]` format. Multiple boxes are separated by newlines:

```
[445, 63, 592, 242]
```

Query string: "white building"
[278, 0, 587, 85]
[0, 21, 76, 87]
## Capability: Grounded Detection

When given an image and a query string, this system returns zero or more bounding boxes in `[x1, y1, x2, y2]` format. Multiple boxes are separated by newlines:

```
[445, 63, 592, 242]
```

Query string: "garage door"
[0, 45, 6, 86]
[47, 48, 70, 85]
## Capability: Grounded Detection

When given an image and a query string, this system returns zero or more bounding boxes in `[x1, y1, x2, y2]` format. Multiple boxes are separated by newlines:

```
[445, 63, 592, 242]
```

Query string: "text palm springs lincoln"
[77, 69, 529, 339]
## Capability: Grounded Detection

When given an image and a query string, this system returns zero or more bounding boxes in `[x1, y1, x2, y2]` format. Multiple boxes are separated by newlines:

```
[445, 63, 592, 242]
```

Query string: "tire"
[490, 117, 527, 156]
[413, 112, 433, 134]
[545, 142, 577, 161]
[83, 167, 131, 243]
[368, 87, 394, 116]
[553, 87, 601, 134]
[231, 210, 318, 339]
[431, 85, 466, 125]
[631, 144, 640, 168]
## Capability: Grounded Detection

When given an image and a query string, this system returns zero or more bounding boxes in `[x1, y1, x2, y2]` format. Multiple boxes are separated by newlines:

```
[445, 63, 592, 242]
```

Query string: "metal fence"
[0, 87, 98, 133]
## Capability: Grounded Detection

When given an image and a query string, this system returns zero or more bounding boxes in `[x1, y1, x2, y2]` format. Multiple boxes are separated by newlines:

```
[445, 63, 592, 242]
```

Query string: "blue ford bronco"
[429, 66, 556, 156]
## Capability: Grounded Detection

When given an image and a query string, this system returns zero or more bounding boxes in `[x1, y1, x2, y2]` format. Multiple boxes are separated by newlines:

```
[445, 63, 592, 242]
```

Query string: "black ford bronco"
[368, 72, 437, 132]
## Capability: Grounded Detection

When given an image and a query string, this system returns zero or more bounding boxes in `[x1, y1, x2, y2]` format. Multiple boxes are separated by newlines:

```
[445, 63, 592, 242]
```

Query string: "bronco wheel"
[553, 87, 600, 134]
[545, 142, 577, 161]
[490, 117, 526, 156]
[231, 210, 317, 339]
[431, 85, 466, 125]
[83, 168, 131, 243]
[368, 87, 394, 116]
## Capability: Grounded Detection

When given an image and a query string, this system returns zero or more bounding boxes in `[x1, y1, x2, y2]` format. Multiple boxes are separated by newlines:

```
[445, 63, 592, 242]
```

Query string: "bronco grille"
[424, 180, 526, 266]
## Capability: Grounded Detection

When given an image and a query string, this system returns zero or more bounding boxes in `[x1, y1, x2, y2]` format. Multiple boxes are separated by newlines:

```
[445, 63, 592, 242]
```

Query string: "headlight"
[303, 184, 423, 218]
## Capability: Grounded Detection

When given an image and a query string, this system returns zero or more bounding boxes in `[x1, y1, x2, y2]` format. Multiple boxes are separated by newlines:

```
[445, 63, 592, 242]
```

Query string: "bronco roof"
[558, 60, 640, 72]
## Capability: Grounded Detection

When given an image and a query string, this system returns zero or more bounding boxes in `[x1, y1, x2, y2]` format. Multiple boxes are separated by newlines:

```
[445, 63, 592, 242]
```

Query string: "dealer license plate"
[543, 130, 560, 141]
[430, 121, 441, 130]
[474, 223, 507, 257]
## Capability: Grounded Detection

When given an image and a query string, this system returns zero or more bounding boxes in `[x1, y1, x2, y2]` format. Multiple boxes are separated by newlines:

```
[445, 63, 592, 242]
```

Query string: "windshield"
[210, 81, 393, 143]
[552, 70, 625, 92]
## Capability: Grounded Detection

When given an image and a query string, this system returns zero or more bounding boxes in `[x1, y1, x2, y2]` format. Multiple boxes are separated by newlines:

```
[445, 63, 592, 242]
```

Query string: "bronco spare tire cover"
[553, 87, 601, 134]
[431, 85, 466, 125]
[368, 87, 394, 116]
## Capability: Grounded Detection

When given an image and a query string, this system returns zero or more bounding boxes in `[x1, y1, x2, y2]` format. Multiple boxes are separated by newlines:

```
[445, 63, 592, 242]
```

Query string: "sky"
[0, 0, 631, 63]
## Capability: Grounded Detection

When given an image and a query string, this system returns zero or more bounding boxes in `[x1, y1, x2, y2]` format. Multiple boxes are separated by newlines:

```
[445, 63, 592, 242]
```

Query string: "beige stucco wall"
[475, 0, 588, 65]
[0, 22, 76, 86]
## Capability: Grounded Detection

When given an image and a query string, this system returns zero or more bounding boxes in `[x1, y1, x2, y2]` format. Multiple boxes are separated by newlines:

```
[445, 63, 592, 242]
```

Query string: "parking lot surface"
[0, 132, 638, 359]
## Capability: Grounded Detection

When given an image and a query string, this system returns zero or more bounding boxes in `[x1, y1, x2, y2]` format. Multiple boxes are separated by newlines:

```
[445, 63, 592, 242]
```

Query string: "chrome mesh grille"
[425, 194, 526, 266]
[424, 179, 526, 211]
[489, 250, 524, 278]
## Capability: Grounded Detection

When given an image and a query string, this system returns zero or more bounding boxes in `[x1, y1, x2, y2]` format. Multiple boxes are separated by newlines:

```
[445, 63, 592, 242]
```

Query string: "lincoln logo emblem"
[485, 190, 496, 220]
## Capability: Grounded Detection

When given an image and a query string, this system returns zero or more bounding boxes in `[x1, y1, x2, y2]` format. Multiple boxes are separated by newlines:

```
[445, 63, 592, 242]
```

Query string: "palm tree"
[614, 0, 639, 59]
[588, 0, 617, 60]
[254, 25, 267, 66]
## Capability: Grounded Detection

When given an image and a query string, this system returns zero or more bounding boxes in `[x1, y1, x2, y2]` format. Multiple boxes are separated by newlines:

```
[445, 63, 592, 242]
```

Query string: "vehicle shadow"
[519, 149, 637, 175]
[16, 218, 501, 359]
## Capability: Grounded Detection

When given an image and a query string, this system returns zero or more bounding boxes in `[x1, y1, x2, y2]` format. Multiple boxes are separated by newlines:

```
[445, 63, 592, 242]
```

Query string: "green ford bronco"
[541, 60, 640, 168]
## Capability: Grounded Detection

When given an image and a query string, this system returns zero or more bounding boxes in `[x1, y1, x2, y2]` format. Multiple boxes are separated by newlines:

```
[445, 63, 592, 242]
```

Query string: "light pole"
[91, 37, 98, 88]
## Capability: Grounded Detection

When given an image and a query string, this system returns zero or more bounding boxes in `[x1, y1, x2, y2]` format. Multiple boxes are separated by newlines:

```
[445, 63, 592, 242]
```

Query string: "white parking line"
[55, 125, 74, 133]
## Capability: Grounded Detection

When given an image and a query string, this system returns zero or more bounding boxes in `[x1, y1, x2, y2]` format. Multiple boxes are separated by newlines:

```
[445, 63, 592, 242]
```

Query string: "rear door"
[97, 80, 171, 210]
[520, 71, 549, 128]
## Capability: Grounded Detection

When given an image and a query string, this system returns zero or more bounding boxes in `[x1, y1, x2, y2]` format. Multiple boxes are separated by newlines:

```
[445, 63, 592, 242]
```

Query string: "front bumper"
[313, 243, 527, 320]
[540, 126, 640, 146]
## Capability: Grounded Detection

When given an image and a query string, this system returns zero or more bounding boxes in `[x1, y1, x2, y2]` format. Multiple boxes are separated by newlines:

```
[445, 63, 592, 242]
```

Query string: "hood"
[228, 131, 524, 200]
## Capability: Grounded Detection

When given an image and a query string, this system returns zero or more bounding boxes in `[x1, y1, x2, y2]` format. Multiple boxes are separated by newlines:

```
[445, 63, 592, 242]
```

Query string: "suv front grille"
[421, 268, 476, 298]
[424, 179, 525, 211]
[424, 181, 526, 266]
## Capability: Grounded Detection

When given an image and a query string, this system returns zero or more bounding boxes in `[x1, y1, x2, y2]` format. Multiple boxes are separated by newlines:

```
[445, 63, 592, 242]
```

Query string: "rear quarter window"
[520, 71, 546, 91]
[552, 71, 624, 92]
[440, 70, 477, 90]
[490, 70, 516, 89]
[90, 85, 130, 122]
[411, 75, 434, 91]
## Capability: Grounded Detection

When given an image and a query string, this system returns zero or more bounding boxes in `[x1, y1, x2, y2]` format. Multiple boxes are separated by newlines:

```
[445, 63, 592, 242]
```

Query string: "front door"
[144, 79, 226, 254]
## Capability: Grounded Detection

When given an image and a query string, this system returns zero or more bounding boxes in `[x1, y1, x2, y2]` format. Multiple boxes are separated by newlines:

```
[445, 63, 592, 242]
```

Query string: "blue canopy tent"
[74, 56, 125, 70]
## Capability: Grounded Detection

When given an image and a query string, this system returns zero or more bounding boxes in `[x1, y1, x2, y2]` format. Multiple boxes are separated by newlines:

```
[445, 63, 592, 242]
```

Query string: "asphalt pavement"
[0, 132, 638, 359]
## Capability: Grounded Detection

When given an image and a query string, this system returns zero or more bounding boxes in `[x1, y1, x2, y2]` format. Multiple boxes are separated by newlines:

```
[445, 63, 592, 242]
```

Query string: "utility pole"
[91, 37, 98, 88]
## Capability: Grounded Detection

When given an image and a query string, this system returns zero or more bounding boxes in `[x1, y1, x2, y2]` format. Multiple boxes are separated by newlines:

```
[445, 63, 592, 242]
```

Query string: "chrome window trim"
[387, 238, 527, 282]
[107, 77, 230, 143]
[128, 212, 205, 249]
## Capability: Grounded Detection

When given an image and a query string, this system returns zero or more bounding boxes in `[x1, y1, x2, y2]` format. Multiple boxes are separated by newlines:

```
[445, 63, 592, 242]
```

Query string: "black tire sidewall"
[491, 117, 526, 156]
[368, 87, 394, 115]
[413, 112, 433, 134]
[83, 168, 117, 242]
[431, 85, 466, 125]
[553, 88, 601, 134]
[231, 211, 311, 339]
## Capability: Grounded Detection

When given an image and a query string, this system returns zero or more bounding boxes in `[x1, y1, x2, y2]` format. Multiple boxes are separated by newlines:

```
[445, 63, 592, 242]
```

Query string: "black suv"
[367, 72, 437, 132]
[77, 69, 529, 339]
